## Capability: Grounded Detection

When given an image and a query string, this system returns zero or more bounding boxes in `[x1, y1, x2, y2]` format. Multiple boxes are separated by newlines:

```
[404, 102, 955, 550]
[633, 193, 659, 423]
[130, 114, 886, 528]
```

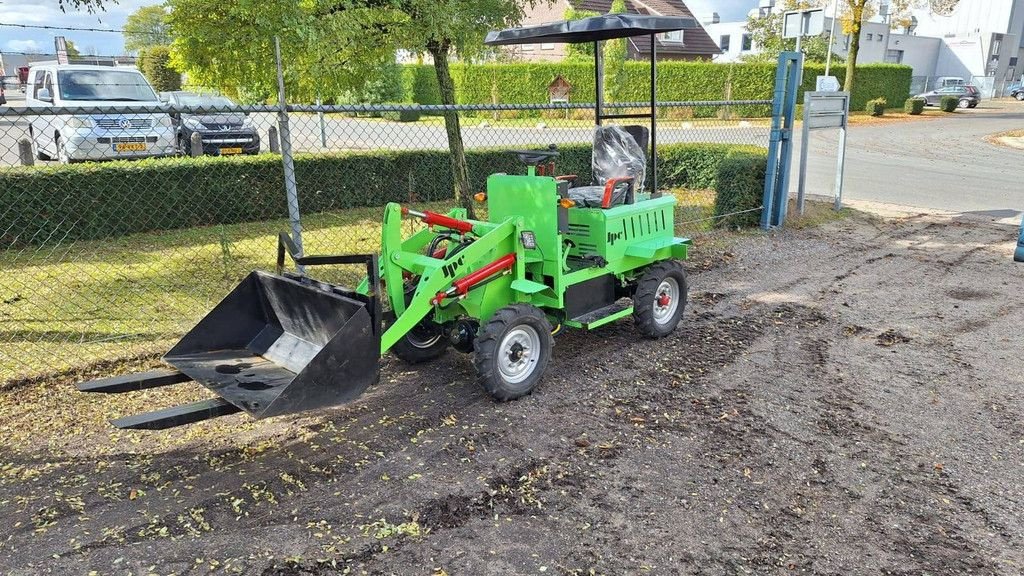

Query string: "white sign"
[55, 36, 69, 65]
[783, 9, 825, 39]
[816, 75, 840, 92]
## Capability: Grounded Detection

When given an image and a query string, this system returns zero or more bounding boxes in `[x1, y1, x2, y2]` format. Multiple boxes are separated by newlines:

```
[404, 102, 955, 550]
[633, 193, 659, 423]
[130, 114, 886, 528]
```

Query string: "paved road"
[791, 99, 1024, 221]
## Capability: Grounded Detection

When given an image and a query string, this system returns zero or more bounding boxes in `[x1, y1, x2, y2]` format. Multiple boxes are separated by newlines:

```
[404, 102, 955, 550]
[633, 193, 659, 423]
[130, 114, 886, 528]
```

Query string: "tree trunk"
[428, 40, 474, 219]
[843, 4, 864, 93]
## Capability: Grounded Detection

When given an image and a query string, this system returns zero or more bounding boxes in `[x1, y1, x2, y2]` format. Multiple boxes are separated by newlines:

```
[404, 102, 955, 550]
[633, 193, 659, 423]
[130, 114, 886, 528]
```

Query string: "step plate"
[569, 301, 633, 329]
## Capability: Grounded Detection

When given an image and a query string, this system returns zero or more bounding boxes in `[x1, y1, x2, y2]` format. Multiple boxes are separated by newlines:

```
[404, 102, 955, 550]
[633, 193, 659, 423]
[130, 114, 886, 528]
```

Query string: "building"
[703, 0, 1024, 95]
[512, 0, 721, 62]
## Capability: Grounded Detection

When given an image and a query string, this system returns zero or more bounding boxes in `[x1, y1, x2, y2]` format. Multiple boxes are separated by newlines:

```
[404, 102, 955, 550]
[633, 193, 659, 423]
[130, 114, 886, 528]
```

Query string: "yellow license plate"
[113, 142, 147, 152]
[220, 147, 243, 155]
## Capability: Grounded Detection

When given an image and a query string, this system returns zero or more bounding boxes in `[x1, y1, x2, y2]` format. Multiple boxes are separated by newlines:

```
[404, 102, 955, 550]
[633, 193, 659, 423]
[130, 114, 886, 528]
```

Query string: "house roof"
[485, 13, 698, 45]
[572, 0, 721, 57]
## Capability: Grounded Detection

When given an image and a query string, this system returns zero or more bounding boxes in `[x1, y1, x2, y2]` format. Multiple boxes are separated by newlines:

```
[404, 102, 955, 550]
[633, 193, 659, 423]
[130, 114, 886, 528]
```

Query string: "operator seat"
[566, 125, 648, 208]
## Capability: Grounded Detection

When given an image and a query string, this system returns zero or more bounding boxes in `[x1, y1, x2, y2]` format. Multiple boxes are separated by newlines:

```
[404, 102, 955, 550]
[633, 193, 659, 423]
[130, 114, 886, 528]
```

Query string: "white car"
[25, 63, 176, 163]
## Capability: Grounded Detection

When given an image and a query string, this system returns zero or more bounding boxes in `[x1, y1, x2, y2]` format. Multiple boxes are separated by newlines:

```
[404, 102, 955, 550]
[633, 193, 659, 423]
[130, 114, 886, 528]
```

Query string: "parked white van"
[25, 64, 176, 163]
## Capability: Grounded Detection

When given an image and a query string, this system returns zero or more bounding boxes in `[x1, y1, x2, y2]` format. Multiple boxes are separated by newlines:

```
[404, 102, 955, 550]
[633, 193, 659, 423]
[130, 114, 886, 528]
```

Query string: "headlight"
[182, 117, 204, 130]
[156, 115, 174, 129]
[68, 117, 93, 129]
[241, 116, 254, 129]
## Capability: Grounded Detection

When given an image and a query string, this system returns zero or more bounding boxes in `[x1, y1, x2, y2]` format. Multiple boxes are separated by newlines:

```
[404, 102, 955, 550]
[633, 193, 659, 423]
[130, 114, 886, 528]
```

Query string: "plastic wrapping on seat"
[568, 125, 646, 208]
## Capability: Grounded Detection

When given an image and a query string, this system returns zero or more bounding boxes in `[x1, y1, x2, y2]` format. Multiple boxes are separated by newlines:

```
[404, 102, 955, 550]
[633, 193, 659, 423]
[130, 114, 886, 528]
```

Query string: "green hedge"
[904, 97, 925, 115]
[714, 149, 768, 228]
[866, 97, 887, 116]
[1, 143, 767, 248]
[399, 61, 911, 116]
[940, 95, 959, 112]
[381, 109, 422, 122]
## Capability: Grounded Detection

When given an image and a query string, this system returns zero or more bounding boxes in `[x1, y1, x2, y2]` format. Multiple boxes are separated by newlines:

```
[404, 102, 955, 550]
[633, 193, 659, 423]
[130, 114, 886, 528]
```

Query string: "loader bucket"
[162, 270, 380, 420]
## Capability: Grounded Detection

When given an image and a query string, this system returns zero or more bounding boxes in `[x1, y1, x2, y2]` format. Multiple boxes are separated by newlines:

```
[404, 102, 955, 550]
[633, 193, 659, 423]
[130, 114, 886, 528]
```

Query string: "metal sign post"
[797, 91, 849, 214]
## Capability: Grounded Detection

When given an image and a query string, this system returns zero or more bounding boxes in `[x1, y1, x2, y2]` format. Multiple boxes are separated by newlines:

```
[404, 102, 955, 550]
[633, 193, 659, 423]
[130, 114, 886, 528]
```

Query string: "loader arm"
[379, 204, 518, 354]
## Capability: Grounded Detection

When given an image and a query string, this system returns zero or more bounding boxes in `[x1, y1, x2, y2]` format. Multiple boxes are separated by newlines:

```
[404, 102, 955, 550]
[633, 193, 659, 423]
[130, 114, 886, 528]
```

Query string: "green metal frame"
[361, 163, 690, 355]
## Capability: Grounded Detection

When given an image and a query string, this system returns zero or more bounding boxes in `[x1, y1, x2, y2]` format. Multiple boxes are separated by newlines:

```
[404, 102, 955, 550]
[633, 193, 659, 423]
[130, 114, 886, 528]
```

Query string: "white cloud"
[4, 39, 43, 52]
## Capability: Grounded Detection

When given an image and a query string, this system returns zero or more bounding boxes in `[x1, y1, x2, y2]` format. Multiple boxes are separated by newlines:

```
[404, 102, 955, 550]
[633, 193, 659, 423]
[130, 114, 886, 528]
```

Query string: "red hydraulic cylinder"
[432, 253, 516, 305]
[402, 207, 475, 234]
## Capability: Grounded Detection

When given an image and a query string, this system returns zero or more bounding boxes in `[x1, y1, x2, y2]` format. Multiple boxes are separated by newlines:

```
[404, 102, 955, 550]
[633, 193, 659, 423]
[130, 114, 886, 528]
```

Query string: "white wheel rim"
[498, 325, 540, 384]
[653, 277, 680, 325]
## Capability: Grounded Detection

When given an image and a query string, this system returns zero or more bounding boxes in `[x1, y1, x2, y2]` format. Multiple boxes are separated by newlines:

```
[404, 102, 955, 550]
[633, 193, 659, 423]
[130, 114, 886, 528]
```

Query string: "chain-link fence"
[0, 97, 770, 383]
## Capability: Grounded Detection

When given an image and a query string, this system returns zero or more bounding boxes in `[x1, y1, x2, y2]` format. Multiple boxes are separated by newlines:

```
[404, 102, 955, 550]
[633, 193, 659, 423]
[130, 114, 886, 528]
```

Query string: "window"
[56, 70, 157, 102]
[540, 43, 555, 50]
[741, 34, 752, 51]
[866, 33, 874, 41]
[720, 34, 731, 51]
[885, 49, 903, 63]
[661, 30, 683, 43]
[522, 44, 535, 51]
[32, 71, 45, 98]
[877, 34, 884, 41]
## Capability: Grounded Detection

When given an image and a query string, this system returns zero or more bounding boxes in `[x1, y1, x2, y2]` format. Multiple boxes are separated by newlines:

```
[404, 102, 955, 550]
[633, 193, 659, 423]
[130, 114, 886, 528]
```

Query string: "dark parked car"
[1011, 84, 1024, 101]
[915, 85, 981, 109]
[165, 92, 260, 155]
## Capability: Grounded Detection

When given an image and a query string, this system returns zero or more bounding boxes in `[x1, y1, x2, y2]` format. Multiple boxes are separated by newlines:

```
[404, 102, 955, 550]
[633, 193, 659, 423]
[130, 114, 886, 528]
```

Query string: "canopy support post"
[650, 33, 659, 198]
[594, 40, 604, 126]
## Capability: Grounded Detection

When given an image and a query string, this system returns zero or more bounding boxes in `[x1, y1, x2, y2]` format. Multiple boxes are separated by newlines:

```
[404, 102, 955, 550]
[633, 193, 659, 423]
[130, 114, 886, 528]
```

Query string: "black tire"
[391, 321, 449, 364]
[474, 304, 553, 401]
[632, 260, 688, 339]
[1015, 93, 1024, 101]
[30, 128, 51, 161]
[958, 99, 970, 109]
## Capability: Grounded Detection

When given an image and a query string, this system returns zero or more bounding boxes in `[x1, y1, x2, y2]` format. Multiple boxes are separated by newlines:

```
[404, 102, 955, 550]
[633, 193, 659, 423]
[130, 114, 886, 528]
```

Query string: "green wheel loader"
[78, 13, 699, 429]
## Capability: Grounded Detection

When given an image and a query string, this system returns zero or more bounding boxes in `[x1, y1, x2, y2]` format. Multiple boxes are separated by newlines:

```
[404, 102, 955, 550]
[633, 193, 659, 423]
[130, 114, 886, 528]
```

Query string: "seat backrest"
[592, 125, 647, 193]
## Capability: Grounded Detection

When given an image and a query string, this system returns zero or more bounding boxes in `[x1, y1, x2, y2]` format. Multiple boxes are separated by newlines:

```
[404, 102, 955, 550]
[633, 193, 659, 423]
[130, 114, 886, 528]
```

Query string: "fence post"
[268, 125, 280, 153]
[761, 51, 802, 229]
[190, 132, 203, 157]
[316, 97, 327, 148]
[17, 138, 34, 166]
[274, 36, 304, 270]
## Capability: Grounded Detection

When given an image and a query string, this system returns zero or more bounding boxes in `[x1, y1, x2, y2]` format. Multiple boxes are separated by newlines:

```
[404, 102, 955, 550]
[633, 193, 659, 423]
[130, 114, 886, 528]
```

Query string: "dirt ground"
[2, 206, 1023, 575]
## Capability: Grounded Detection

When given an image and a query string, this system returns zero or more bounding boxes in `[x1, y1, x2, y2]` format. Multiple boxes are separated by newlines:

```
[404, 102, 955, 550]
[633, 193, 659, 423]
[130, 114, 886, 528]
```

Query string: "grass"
[0, 189, 717, 384]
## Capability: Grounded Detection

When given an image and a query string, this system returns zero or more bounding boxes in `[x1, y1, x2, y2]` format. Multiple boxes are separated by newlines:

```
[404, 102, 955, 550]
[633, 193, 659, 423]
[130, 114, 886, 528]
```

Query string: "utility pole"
[825, 0, 839, 76]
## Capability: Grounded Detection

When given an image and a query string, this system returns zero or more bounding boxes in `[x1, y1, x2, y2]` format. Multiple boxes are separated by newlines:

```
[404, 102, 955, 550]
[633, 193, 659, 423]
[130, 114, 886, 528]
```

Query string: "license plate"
[220, 147, 243, 155]
[113, 142, 147, 152]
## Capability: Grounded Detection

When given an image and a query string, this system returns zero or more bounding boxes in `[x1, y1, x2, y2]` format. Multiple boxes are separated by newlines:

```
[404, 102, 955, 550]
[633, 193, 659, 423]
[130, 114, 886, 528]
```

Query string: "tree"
[563, 7, 599, 61]
[139, 46, 182, 92]
[316, 0, 544, 216]
[833, 0, 920, 92]
[743, 0, 835, 64]
[64, 39, 81, 58]
[604, 0, 629, 102]
[124, 6, 172, 53]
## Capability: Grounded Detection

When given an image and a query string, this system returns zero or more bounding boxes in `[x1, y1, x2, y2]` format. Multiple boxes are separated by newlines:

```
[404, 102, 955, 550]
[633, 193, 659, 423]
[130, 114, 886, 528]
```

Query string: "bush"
[940, 95, 960, 112]
[713, 149, 768, 229]
[904, 97, 925, 115]
[866, 97, 887, 116]
[138, 46, 181, 92]
[380, 109, 422, 122]
[0, 143, 767, 248]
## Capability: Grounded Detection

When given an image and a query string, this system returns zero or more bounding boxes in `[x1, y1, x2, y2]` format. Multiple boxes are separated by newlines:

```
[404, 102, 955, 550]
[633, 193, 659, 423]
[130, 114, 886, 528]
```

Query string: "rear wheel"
[958, 99, 970, 109]
[391, 321, 449, 364]
[633, 260, 688, 338]
[1016, 93, 1024, 101]
[474, 304, 553, 401]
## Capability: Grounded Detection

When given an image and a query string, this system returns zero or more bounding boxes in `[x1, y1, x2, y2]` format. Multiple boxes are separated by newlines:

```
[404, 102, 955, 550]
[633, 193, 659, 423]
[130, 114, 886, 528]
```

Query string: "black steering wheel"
[510, 144, 559, 167]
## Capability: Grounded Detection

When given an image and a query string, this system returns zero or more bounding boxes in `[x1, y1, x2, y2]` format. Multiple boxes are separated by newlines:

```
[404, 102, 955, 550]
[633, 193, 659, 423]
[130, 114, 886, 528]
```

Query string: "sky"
[0, 0, 759, 58]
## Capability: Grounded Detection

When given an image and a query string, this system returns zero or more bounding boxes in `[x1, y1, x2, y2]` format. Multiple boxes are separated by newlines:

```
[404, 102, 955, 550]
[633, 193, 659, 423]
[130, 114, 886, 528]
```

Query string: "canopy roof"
[484, 13, 698, 46]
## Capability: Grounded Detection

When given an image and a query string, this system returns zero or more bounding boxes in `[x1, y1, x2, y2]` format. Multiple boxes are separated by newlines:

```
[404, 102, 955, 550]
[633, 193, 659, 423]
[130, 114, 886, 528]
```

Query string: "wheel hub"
[497, 326, 540, 384]
[652, 277, 680, 325]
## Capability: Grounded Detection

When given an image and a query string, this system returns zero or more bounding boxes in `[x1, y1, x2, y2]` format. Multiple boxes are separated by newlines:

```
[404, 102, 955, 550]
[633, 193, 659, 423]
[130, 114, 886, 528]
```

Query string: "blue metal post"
[1015, 213, 1024, 262]
[772, 51, 804, 227]
[761, 51, 802, 229]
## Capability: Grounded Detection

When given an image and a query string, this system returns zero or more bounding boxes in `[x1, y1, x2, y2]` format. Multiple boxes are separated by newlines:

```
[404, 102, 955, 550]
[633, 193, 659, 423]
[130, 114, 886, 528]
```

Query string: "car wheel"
[30, 128, 51, 161]
[55, 135, 71, 164]
[1015, 93, 1024, 101]
[958, 99, 970, 109]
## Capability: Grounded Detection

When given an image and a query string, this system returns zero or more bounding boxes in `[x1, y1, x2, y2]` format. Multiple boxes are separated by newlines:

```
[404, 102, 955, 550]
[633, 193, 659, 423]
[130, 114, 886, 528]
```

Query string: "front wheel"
[474, 304, 553, 401]
[958, 99, 971, 109]
[55, 135, 71, 164]
[633, 260, 688, 338]
[1015, 93, 1024, 101]
[391, 321, 449, 364]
